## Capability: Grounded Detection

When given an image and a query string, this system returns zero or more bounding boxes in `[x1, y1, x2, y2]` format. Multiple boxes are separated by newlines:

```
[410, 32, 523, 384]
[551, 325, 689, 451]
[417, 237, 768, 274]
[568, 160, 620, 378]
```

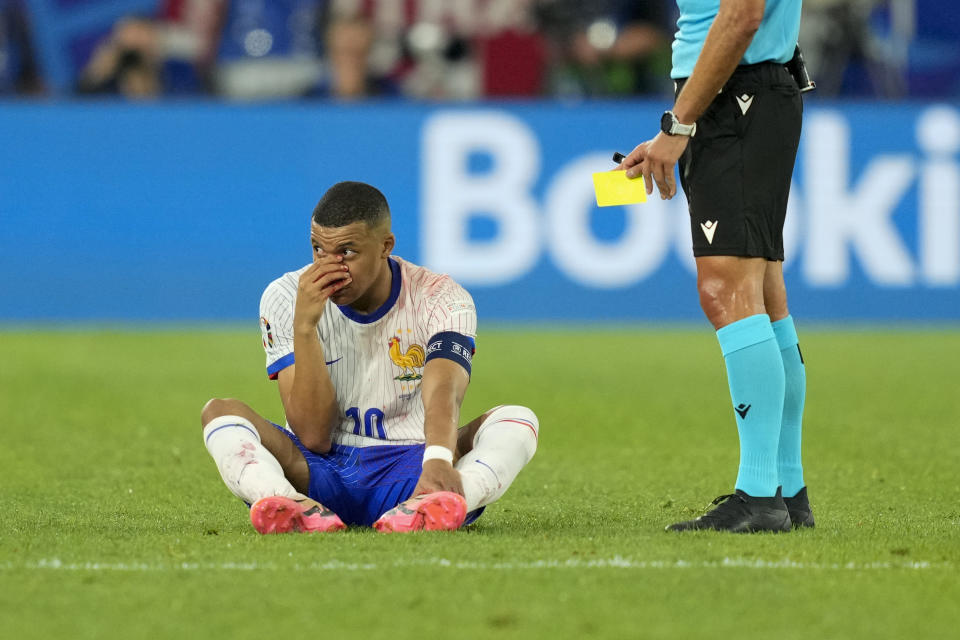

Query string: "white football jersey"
[259, 256, 477, 447]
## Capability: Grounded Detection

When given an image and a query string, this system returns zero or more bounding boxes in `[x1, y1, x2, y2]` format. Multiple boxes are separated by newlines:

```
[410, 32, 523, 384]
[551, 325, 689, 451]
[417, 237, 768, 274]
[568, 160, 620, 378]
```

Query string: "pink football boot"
[373, 491, 467, 533]
[250, 496, 346, 534]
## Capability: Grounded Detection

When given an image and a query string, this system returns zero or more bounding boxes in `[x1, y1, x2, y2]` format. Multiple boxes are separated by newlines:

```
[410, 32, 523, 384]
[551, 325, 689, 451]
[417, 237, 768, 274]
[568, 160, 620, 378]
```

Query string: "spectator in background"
[212, 0, 329, 100]
[324, 13, 375, 98]
[76, 0, 224, 98]
[537, 0, 674, 98]
[475, 1, 545, 97]
[327, 0, 543, 99]
[799, 0, 908, 97]
[71, 0, 677, 101]
[77, 16, 164, 97]
[76, 0, 336, 101]
[0, 0, 45, 95]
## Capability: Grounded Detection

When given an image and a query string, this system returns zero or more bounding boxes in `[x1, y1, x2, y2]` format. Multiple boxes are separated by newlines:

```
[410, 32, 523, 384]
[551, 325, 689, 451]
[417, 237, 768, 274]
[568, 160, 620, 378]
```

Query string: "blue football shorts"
[272, 423, 484, 527]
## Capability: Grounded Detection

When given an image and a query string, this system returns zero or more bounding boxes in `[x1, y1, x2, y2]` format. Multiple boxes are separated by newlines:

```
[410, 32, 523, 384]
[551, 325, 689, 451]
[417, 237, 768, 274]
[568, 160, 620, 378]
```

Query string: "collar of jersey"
[336, 257, 402, 324]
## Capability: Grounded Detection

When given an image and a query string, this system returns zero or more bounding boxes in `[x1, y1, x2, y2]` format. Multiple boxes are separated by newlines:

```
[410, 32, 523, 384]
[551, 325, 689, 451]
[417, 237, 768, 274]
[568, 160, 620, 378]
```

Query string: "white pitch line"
[0, 556, 952, 572]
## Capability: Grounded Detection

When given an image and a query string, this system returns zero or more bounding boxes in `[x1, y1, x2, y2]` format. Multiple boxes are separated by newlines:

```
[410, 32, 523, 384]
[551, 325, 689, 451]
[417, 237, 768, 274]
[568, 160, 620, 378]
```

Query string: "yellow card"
[592, 170, 647, 207]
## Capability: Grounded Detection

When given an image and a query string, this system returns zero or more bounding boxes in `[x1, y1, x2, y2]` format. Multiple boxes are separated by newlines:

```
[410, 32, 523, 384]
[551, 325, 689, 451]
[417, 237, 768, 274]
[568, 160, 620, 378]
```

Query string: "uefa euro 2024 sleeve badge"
[260, 317, 274, 349]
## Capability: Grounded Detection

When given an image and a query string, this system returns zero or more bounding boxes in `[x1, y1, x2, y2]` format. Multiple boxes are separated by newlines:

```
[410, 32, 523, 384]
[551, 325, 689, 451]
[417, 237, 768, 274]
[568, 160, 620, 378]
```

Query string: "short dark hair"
[312, 181, 390, 228]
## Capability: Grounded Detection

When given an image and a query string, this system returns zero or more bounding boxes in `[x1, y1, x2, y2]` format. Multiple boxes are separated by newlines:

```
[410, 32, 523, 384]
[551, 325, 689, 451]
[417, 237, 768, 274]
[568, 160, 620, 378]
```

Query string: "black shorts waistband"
[674, 61, 790, 95]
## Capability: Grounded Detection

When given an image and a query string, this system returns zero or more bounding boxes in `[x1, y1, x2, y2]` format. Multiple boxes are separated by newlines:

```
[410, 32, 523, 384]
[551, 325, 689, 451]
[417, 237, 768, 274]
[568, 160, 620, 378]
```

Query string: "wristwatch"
[660, 110, 696, 137]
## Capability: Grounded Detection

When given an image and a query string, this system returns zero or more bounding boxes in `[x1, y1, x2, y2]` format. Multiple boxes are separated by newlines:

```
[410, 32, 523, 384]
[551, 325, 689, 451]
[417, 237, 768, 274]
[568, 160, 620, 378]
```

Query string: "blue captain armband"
[425, 331, 476, 375]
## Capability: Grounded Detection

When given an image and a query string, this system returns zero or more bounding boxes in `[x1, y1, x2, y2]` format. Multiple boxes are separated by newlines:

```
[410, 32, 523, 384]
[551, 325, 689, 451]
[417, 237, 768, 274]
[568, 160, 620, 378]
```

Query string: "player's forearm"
[673, 0, 765, 124]
[286, 328, 338, 452]
[421, 378, 462, 453]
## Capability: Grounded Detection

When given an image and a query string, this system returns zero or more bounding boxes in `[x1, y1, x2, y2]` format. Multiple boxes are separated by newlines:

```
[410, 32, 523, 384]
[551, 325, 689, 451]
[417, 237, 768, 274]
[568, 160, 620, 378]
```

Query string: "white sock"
[456, 405, 539, 512]
[202, 415, 299, 503]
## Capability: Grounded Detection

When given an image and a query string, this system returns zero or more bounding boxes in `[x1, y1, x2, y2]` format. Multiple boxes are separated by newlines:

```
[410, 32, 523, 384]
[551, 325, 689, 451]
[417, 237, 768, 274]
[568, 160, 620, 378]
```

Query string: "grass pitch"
[1, 326, 958, 639]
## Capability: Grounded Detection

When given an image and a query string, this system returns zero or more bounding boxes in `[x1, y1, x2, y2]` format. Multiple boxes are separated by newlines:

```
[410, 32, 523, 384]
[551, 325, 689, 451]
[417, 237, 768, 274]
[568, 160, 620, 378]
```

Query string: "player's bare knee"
[200, 397, 250, 427]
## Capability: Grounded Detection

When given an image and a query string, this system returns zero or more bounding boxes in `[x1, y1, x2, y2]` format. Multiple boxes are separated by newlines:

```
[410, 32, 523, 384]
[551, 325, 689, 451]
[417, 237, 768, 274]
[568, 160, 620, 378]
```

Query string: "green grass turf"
[2, 327, 959, 639]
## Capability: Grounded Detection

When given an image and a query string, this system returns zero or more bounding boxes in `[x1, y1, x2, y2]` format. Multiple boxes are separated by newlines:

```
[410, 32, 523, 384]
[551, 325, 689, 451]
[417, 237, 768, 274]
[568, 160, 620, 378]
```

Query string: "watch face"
[661, 112, 674, 134]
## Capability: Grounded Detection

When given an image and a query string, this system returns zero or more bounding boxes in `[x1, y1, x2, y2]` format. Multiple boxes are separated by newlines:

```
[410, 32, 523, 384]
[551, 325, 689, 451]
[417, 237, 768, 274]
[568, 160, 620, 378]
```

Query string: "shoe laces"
[710, 493, 745, 506]
[697, 493, 750, 522]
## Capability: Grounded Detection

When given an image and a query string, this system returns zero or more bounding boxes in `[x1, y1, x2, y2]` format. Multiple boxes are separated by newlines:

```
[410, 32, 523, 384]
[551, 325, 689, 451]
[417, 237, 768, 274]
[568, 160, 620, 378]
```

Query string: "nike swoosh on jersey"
[325, 357, 342, 365]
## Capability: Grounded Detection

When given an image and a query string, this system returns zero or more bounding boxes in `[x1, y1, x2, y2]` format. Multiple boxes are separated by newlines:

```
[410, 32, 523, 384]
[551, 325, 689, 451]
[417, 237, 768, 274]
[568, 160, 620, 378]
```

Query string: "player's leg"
[454, 405, 539, 513]
[200, 398, 345, 533]
[372, 406, 539, 533]
[764, 262, 814, 527]
[201, 397, 309, 497]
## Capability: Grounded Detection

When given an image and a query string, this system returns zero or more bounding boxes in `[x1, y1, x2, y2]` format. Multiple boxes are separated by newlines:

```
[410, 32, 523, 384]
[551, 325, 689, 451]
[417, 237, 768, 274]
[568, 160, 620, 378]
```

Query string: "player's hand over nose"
[413, 459, 464, 497]
[294, 255, 351, 329]
[623, 133, 688, 200]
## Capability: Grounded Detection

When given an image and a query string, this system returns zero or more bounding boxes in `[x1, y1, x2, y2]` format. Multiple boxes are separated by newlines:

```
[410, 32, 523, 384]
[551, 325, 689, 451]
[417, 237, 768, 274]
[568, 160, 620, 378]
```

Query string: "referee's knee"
[697, 275, 764, 330]
[697, 280, 728, 329]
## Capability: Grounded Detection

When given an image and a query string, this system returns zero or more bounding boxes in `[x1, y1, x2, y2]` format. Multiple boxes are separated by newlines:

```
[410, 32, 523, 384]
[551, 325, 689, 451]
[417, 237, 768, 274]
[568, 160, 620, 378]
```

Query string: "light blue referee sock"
[772, 315, 807, 498]
[716, 314, 785, 497]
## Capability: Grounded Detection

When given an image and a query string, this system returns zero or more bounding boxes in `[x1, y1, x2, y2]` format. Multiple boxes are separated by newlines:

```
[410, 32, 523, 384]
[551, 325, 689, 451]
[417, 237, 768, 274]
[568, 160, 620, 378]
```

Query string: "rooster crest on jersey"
[388, 336, 425, 381]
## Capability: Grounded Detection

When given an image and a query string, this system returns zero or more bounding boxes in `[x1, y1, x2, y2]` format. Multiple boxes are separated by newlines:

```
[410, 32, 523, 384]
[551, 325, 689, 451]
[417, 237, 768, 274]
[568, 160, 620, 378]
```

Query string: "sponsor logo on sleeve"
[446, 301, 475, 314]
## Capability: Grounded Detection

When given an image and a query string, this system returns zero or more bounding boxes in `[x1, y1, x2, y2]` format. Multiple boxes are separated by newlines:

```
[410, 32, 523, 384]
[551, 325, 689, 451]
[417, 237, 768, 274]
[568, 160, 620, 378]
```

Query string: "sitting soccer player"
[200, 181, 539, 533]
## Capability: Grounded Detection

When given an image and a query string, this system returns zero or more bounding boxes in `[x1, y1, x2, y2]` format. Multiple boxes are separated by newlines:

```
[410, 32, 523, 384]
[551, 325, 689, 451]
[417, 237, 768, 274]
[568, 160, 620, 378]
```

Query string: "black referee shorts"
[677, 62, 802, 261]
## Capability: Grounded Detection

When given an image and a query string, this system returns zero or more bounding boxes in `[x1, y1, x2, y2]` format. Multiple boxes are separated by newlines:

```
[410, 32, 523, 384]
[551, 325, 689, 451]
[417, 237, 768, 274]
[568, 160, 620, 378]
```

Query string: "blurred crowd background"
[1, 0, 958, 101]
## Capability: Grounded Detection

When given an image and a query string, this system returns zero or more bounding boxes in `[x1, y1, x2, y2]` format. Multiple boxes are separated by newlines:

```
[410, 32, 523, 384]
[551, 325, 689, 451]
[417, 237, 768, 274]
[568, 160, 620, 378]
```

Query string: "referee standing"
[618, 0, 813, 532]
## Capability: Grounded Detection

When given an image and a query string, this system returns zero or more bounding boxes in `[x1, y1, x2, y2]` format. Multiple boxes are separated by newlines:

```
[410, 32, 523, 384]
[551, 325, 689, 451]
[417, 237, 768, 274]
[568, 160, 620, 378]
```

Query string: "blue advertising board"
[1, 100, 958, 322]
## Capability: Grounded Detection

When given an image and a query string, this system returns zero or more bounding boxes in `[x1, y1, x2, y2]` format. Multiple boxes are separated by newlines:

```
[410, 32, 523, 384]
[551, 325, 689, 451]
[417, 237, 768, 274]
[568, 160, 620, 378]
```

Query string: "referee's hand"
[618, 133, 688, 200]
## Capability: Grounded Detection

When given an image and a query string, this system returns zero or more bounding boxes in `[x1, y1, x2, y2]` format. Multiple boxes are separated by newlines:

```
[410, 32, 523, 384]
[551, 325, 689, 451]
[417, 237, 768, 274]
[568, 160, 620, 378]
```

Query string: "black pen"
[612, 152, 626, 164]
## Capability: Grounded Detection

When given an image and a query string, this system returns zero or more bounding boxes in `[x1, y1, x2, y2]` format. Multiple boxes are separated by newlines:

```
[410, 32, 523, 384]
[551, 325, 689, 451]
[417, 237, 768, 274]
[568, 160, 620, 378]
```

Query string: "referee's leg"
[764, 262, 813, 526]
[762, 261, 789, 322]
[696, 256, 767, 330]
[696, 254, 785, 503]
[667, 255, 792, 531]
[698, 257, 785, 501]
